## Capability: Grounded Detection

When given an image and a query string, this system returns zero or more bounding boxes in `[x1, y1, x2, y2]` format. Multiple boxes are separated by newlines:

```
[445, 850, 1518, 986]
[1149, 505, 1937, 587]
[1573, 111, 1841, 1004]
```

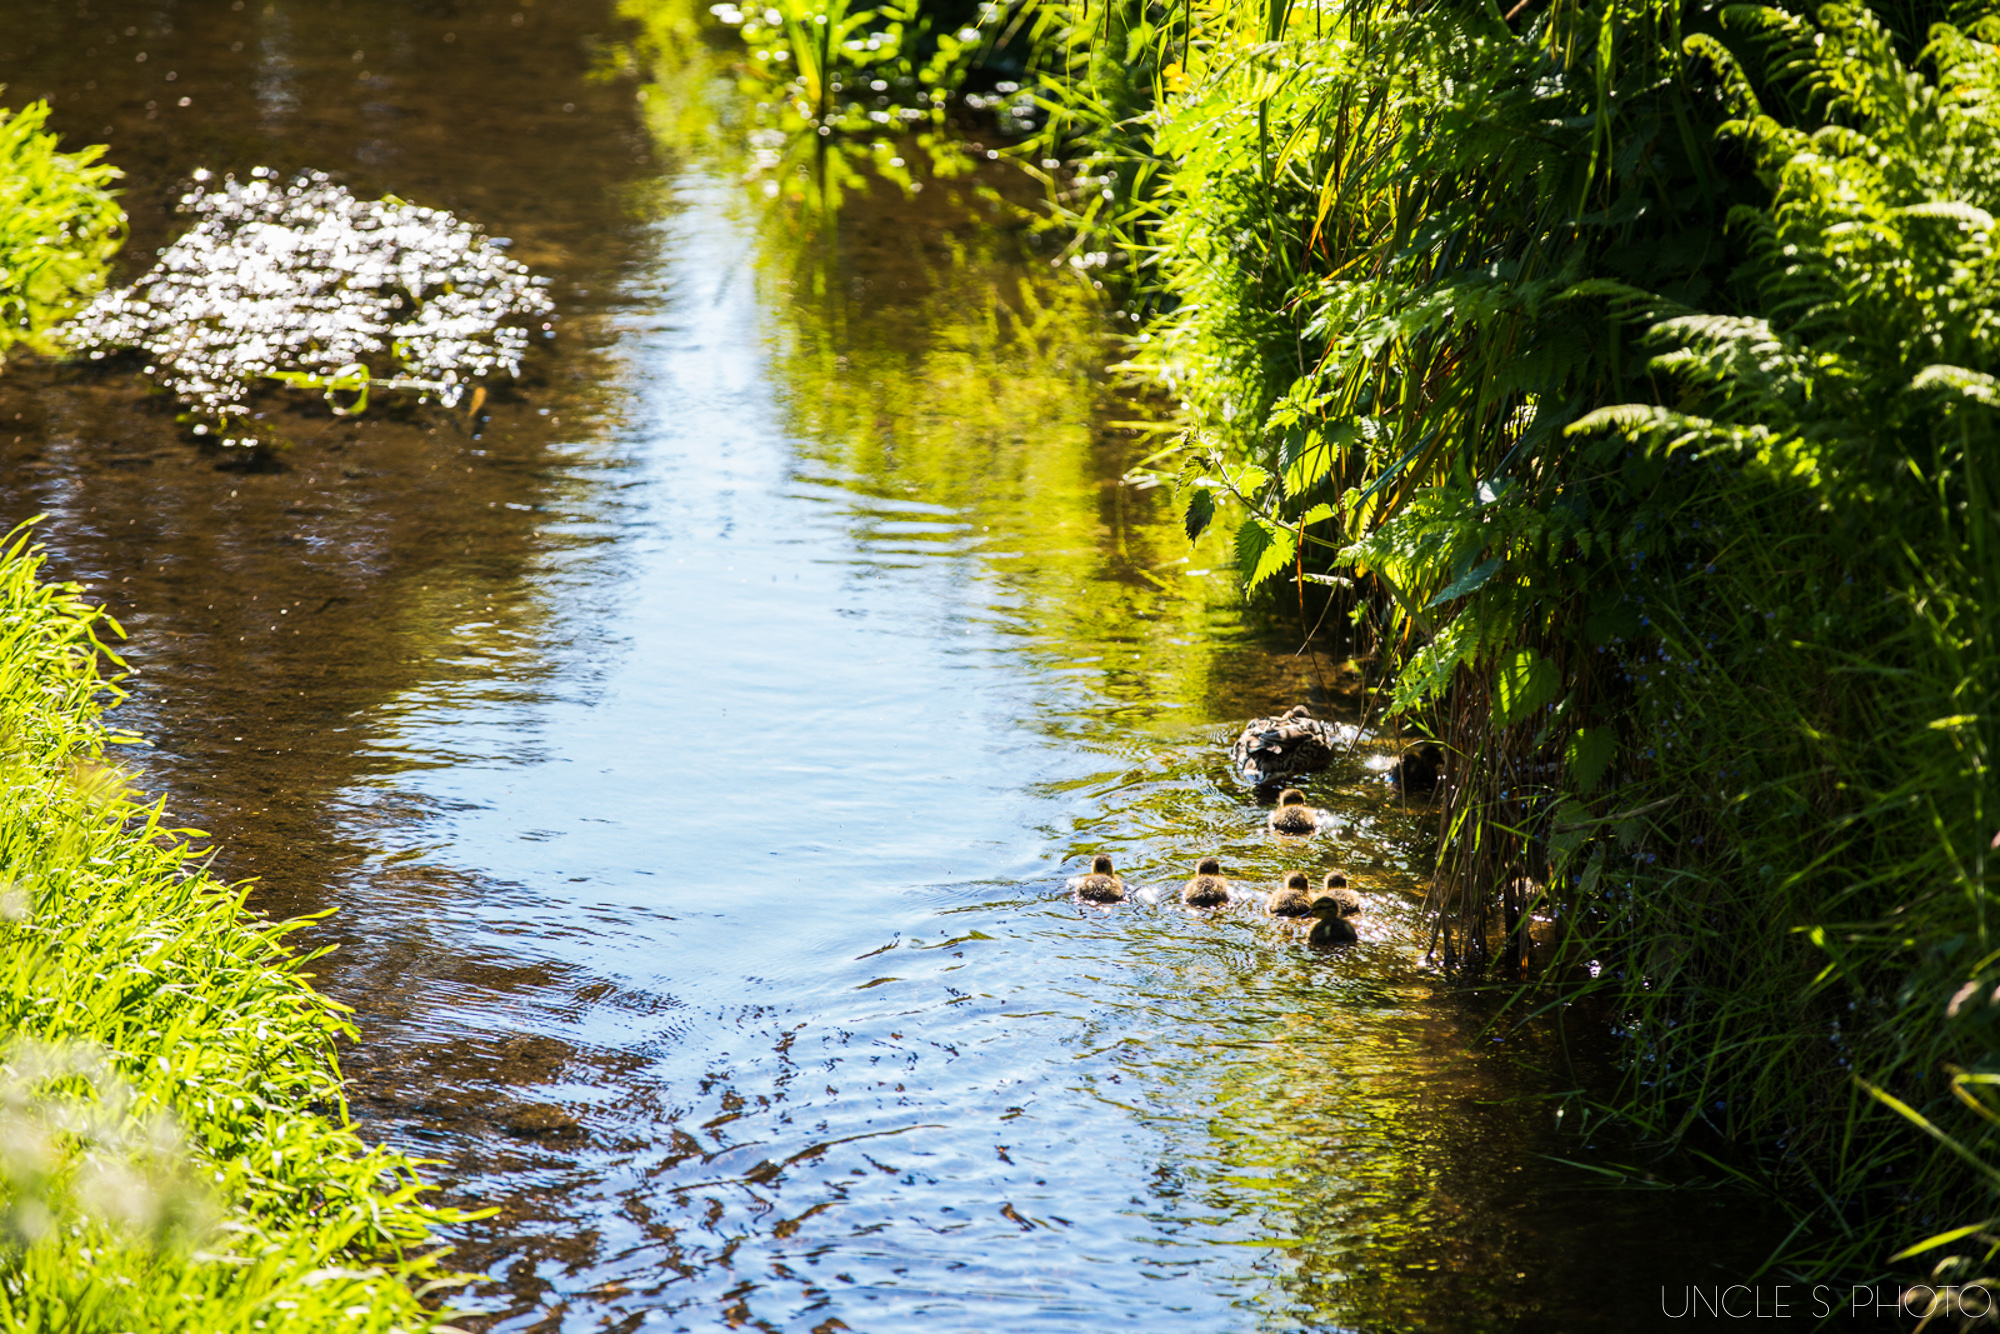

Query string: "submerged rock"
[500, 1101, 581, 1140]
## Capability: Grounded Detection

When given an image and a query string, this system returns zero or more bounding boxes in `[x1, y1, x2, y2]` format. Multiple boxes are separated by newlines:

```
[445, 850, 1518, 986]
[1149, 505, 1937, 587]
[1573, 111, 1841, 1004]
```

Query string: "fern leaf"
[1567, 403, 1715, 437]
[1896, 201, 1995, 231]
[1427, 556, 1503, 608]
[1913, 364, 2000, 407]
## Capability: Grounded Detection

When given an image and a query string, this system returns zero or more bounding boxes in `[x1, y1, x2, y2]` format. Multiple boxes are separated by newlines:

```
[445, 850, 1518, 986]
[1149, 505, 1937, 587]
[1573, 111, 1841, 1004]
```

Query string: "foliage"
[1025, 0, 2000, 1280]
[0, 523, 469, 1331]
[711, 0, 996, 136]
[619, 0, 1041, 213]
[67, 168, 552, 449]
[0, 99, 124, 365]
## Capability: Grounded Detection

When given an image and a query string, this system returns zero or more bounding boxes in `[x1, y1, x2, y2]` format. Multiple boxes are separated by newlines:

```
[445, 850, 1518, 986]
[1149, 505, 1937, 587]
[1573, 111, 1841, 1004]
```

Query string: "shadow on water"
[0, 3, 1797, 1330]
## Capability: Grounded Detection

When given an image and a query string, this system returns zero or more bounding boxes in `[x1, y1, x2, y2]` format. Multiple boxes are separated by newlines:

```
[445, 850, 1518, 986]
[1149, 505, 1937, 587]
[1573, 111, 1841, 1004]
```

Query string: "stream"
[0, 2, 1787, 1329]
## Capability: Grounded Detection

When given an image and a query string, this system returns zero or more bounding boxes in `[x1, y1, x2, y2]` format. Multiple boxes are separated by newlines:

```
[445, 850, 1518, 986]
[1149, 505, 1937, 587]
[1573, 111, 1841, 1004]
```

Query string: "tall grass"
[0, 100, 123, 365]
[0, 524, 467, 1331]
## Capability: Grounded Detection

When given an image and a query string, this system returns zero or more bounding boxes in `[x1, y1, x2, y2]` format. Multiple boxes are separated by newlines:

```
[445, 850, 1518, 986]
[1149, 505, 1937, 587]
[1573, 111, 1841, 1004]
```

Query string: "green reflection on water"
[618, 0, 1324, 738]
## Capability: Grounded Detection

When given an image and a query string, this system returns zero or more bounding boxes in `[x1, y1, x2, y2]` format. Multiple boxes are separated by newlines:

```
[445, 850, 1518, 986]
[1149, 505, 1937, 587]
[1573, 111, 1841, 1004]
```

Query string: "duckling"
[1311, 870, 1362, 917]
[1388, 741, 1446, 795]
[1307, 896, 1360, 946]
[1230, 704, 1339, 785]
[1182, 856, 1230, 907]
[1071, 854, 1127, 904]
[1266, 870, 1314, 917]
[1266, 788, 1323, 836]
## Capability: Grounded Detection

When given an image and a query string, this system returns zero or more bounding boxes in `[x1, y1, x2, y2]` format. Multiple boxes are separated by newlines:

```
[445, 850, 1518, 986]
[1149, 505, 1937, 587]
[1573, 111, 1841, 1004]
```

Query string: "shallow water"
[1, 4, 1787, 1329]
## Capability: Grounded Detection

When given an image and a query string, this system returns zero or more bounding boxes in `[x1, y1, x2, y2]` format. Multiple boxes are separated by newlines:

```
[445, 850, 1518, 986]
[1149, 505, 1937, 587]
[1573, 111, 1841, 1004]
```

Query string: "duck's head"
[1313, 871, 1360, 915]
[1090, 854, 1115, 875]
[1284, 870, 1310, 892]
[1196, 856, 1222, 876]
[1277, 788, 1307, 808]
[1308, 898, 1360, 944]
[1284, 704, 1312, 720]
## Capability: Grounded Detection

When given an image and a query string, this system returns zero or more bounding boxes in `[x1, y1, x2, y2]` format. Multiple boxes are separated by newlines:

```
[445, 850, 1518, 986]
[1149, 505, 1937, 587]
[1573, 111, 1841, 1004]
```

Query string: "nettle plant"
[69, 168, 552, 448]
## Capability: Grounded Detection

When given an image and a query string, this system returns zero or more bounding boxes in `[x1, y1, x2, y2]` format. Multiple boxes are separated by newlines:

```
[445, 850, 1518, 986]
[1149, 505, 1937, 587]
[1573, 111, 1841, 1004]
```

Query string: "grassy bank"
[0, 525, 462, 1331]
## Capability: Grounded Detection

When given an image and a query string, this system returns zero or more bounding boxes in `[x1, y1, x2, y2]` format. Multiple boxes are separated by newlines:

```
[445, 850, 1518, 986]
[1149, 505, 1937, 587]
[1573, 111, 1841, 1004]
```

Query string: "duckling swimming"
[1182, 856, 1231, 907]
[1266, 870, 1314, 917]
[1267, 788, 1323, 836]
[1389, 741, 1446, 795]
[1312, 870, 1362, 917]
[1231, 705, 1340, 785]
[1071, 854, 1127, 904]
[1307, 896, 1360, 946]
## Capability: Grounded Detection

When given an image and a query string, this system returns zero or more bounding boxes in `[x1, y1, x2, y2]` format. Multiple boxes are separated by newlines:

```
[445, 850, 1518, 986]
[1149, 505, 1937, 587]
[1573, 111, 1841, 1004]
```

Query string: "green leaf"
[1427, 556, 1502, 608]
[1184, 488, 1216, 543]
[1282, 424, 1351, 497]
[1389, 617, 1479, 712]
[1549, 797, 1594, 861]
[1567, 726, 1616, 791]
[1217, 462, 1272, 496]
[1493, 647, 1560, 727]
[1235, 517, 1297, 591]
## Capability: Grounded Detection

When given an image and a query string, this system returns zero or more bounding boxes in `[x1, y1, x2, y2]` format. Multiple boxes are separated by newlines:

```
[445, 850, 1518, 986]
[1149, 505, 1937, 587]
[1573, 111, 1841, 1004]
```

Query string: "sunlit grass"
[0, 100, 123, 366]
[0, 522, 468, 1331]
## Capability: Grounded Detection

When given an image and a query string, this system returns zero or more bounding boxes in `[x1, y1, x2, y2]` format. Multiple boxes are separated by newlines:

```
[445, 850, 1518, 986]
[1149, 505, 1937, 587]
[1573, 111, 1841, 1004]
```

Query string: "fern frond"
[1683, 32, 1764, 120]
[1566, 403, 1717, 438]
[1896, 201, 1995, 231]
[1912, 364, 2000, 408]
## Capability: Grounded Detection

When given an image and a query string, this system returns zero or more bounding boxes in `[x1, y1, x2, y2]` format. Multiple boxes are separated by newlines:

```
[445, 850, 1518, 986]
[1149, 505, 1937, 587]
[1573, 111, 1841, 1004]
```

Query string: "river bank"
[0, 527, 460, 1331]
[0, 1, 1810, 1327]
[998, 0, 2000, 1286]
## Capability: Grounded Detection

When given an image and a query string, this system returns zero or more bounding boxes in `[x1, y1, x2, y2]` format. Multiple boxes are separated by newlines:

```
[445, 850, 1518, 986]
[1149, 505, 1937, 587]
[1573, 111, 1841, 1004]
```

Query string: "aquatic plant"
[0, 99, 124, 365]
[68, 168, 553, 448]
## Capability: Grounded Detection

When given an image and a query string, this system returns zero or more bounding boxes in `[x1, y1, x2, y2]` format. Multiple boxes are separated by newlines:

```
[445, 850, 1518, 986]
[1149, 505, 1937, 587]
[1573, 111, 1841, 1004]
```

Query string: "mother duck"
[1231, 705, 1339, 786]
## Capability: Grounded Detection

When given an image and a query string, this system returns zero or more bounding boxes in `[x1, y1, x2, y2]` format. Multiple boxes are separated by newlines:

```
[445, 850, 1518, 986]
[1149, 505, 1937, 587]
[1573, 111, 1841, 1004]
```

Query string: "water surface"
[0, 6, 1785, 1329]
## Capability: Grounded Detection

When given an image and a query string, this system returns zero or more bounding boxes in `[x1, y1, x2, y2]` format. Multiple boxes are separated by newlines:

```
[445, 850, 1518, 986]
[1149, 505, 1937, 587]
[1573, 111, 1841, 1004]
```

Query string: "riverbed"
[0, 3, 1785, 1328]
